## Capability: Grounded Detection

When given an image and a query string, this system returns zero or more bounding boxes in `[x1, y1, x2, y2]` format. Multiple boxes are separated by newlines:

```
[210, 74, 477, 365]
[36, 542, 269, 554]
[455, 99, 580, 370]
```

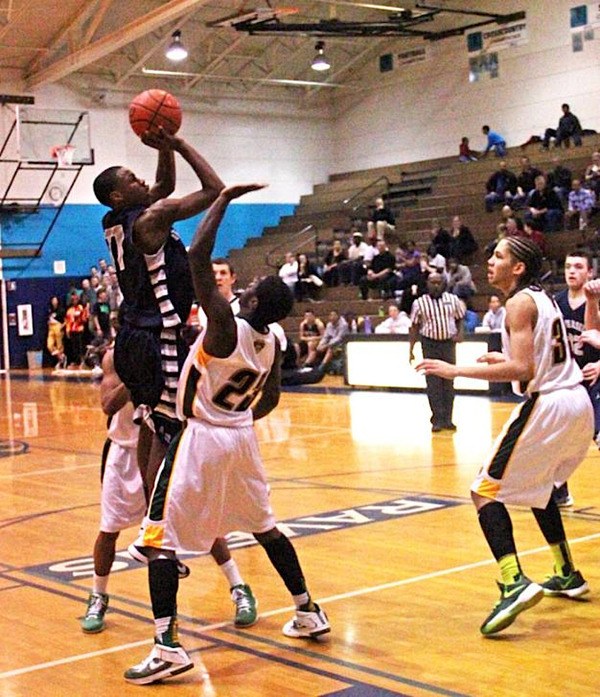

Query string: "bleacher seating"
[228, 135, 600, 340]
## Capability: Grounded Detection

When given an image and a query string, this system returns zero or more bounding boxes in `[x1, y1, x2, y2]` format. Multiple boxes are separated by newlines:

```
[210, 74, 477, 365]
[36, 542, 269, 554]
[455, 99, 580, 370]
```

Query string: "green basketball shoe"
[541, 569, 589, 598]
[231, 584, 258, 627]
[480, 577, 543, 636]
[81, 592, 109, 634]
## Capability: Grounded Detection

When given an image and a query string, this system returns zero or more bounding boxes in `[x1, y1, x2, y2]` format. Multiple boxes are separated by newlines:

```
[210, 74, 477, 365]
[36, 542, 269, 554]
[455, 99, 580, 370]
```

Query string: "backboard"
[15, 107, 93, 165]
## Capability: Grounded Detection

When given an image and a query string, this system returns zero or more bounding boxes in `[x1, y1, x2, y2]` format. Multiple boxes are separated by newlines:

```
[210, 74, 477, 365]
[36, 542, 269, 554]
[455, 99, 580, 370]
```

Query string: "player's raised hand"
[221, 183, 268, 202]
[141, 126, 181, 151]
[580, 329, 600, 349]
[584, 279, 600, 300]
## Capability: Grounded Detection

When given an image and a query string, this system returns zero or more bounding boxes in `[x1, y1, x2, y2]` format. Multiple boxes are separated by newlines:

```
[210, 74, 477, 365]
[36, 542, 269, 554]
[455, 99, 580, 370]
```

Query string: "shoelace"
[87, 594, 106, 616]
[232, 589, 252, 613]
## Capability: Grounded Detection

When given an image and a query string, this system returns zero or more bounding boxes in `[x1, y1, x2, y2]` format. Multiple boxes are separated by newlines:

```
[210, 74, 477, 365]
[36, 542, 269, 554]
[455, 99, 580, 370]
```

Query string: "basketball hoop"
[50, 144, 75, 166]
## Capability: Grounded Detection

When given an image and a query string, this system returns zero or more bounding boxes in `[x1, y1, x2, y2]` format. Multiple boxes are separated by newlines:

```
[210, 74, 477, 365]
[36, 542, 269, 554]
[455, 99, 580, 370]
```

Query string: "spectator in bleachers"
[547, 155, 572, 204]
[448, 215, 478, 262]
[459, 136, 478, 162]
[339, 231, 369, 286]
[525, 174, 564, 232]
[566, 178, 596, 232]
[298, 309, 325, 366]
[359, 239, 396, 300]
[463, 307, 481, 333]
[481, 294, 506, 331]
[105, 268, 123, 328]
[485, 222, 507, 258]
[481, 125, 507, 158]
[375, 303, 412, 334]
[98, 258, 111, 286]
[427, 218, 452, 258]
[278, 251, 299, 295]
[542, 103, 583, 150]
[295, 253, 322, 302]
[47, 296, 66, 369]
[512, 156, 544, 209]
[367, 197, 395, 242]
[446, 257, 476, 301]
[584, 151, 600, 200]
[393, 239, 422, 291]
[307, 310, 349, 369]
[522, 219, 547, 255]
[426, 249, 447, 277]
[322, 239, 347, 287]
[500, 204, 513, 223]
[505, 215, 524, 238]
[485, 161, 517, 212]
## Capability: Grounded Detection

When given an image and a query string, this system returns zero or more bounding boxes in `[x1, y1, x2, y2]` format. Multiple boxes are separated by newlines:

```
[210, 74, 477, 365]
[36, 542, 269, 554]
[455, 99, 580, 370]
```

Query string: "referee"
[409, 272, 465, 432]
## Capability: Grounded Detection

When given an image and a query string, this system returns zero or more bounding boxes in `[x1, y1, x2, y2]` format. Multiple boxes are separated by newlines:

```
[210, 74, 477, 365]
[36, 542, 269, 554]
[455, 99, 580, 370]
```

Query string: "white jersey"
[177, 317, 276, 427]
[107, 401, 139, 449]
[502, 287, 583, 397]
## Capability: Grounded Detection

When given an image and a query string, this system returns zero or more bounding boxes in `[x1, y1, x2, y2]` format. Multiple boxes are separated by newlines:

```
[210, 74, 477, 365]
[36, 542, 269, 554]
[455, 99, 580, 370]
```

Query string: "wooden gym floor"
[1, 371, 599, 696]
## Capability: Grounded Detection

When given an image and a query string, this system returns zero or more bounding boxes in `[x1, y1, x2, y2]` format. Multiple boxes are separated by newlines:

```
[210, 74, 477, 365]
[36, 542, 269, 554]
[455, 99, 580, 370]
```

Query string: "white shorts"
[100, 441, 147, 534]
[139, 420, 275, 553]
[471, 384, 594, 508]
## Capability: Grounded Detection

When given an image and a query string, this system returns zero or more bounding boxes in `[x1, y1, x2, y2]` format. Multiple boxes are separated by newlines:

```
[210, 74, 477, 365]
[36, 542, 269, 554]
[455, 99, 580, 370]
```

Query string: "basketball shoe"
[480, 576, 543, 636]
[231, 584, 258, 627]
[124, 641, 193, 685]
[541, 569, 589, 598]
[282, 603, 330, 639]
[81, 592, 109, 633]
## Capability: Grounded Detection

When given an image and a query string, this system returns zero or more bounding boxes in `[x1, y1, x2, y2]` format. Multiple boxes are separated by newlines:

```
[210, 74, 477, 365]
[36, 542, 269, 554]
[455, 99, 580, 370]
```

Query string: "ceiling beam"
[26, 0, 211, 88]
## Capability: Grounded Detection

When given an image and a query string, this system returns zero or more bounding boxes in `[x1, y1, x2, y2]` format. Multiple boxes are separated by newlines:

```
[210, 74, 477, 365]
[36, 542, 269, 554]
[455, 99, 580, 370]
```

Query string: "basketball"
[128, 89, 182, 137]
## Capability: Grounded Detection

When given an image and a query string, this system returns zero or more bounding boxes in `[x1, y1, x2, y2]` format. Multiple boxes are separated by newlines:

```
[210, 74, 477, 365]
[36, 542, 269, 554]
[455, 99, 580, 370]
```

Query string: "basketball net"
[50, 144, 75, 166]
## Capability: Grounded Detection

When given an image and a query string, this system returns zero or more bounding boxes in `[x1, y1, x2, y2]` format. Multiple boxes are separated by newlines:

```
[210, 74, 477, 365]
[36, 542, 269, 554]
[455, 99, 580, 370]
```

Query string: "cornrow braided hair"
[503, 236, 544, 298]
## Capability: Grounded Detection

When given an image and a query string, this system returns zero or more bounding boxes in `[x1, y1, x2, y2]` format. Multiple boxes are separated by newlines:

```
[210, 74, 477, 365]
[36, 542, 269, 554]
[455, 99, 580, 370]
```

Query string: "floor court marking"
[2, 530, 600, 682]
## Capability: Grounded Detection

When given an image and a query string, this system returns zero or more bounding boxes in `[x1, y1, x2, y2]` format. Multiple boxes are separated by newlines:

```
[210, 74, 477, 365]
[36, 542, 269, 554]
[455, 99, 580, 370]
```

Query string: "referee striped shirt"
[410, 292, 465, 340]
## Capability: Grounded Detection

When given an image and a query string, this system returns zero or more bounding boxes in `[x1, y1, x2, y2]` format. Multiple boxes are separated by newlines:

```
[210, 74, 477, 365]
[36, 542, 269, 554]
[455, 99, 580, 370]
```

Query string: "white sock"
[92, 573, 109, 595]
[293, 592, 310, 609]
[219, 558, 244, 589]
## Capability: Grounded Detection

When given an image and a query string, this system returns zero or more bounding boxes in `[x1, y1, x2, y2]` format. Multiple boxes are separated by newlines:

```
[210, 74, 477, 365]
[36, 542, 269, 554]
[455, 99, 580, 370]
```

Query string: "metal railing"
[265, 224, 319, 269]
[342, 175, 390, 212]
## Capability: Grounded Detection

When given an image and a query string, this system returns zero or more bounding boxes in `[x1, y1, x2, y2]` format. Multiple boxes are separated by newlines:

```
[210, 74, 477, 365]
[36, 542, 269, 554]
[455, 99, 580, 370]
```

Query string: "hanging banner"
[467, 18, 528, 54]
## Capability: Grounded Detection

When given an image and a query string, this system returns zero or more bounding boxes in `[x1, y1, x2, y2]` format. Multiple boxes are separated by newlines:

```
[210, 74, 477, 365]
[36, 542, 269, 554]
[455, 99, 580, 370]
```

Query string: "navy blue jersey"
[102, 205, 194, 328]
[554, 289, 600, 369]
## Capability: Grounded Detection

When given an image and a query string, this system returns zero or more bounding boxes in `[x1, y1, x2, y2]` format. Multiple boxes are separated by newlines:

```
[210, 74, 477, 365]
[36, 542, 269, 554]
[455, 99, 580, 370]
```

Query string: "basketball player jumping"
[417, 237, 592, 636]
[124, 183, 330, 685]
[92, 129, 257, 627]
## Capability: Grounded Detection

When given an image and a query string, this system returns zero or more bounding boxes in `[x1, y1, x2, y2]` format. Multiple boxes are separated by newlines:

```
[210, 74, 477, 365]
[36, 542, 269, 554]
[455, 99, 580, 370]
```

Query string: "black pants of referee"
[421, 336, 456, 429]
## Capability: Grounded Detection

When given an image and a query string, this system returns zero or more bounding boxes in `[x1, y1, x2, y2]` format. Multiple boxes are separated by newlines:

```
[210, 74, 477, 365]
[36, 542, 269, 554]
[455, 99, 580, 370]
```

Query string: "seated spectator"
[485, 223, 507, 258]
[505, 215, 524, 238]
[481, 294, 506, 331]
[512, 156, 543, 209]
[542, 103, 583, 149]
[481, 125, 507, 158]
[485, 161, 517, 212]
[308, 310, 349, 369]
[523, 219, 547, 255]
[584, 151, 600, 200]
[459, 136, 478, 162]
[426, 250, 447, 277]
[295, 253, 322, 302]
[448, 215, 478, 262]
[375, 303, 411, 334]
[500, 204, 514, 223]
[427, 218, 452, 258]
[566, 178, 596, 232]
[339, 231, 369, 286]
[278, 251, 298, 295]
[367, 197, 395, 242]
[298, 309, 325, 366]
[525, 174, 564, 232]
[446, 257, 476, 301]
[322, 239, 347, 287]
[359, 239, 396, 300]
[463, 307, 481, 333]
[393, 240, 422, 291]
[546, 155, 572, 204]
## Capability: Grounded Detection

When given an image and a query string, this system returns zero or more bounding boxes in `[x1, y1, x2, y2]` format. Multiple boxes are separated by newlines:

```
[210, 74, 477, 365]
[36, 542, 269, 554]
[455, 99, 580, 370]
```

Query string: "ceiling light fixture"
[165, 30, 188, 62]
[311, 41, 330, 71]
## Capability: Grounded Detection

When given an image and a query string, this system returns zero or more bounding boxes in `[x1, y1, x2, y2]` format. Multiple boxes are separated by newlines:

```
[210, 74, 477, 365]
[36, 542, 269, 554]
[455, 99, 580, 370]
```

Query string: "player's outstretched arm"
[188, 183, 267, 358]
[143, 129, 176, 202]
